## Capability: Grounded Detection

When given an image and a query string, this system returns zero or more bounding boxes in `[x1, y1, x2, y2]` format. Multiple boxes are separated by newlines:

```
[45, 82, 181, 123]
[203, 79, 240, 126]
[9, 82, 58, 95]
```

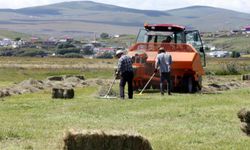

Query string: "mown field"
[0, 57, 250, 150]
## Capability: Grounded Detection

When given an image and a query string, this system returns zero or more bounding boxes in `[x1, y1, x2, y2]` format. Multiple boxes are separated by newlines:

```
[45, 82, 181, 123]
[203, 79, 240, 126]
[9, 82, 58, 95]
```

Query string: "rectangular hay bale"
[63, 130, 153, 150]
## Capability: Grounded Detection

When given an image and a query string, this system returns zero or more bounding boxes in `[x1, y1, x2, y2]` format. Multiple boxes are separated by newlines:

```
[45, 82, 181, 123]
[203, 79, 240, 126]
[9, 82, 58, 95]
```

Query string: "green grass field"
[204, 36, 250, 52]
[0, 57, 250, 150]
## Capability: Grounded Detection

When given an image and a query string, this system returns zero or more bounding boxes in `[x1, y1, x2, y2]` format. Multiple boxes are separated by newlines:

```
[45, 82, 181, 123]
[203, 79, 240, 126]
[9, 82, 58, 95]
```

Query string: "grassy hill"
[0, 30, 31, 40]
[0, 1, 250, 37]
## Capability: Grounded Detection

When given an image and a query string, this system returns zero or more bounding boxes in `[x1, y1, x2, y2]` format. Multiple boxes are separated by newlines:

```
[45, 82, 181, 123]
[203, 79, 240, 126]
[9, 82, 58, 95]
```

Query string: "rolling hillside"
[0, 1, 250, 37]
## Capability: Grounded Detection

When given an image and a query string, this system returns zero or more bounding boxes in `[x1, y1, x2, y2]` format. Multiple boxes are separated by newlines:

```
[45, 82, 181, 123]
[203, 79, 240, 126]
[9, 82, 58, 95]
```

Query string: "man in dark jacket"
[154, 47, 172, 95]
[115, 50, 134, 99]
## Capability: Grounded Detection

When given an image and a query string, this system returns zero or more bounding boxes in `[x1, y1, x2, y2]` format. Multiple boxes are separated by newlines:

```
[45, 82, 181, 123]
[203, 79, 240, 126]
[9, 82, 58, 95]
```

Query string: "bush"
[0, 49, 25, 56]
[215, 62, 241, 75]
[231, 51, 241, 58]
[56, 48, 80, 55]
[57, 42, 75, 49]
[63, 53, 83, 58]
[100, 33, 110, 39]
[81, 44, 94, 55]
[19, 49, 48, 57]
[0, 48, 48, 57]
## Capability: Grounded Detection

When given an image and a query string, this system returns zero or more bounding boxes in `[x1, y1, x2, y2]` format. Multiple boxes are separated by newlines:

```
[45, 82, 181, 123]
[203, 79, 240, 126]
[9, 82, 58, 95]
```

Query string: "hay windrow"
[201, 75, 250, 94]
[0, 75, 87, 98]
[98, 85, 117, 97]
[63, 129, 153, 150]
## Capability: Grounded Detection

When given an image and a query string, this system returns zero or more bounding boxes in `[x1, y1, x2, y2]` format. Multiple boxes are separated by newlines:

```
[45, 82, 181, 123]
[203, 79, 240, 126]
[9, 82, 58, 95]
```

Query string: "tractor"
[127, 23, 206, 93]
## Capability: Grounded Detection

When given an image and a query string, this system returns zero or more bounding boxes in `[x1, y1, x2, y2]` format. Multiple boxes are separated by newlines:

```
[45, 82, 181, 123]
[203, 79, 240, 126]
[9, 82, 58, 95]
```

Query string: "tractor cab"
[136, 24, 206, 66]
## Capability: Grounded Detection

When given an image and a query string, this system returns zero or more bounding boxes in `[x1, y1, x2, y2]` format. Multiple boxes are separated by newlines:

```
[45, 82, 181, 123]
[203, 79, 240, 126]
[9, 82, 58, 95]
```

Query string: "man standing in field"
[154, 47, 172, 95]
[115, 50, 134, 99]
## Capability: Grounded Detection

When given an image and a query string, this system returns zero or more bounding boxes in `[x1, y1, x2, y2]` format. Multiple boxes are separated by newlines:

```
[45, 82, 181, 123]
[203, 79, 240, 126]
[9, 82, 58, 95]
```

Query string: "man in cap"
[115, 50, 134, 99]
[154, 47, 172, 95]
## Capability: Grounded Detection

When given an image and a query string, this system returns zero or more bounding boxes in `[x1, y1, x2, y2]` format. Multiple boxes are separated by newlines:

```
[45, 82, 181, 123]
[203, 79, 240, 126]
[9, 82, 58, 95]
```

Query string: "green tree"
[14, 37, 21, 41]
[231, 51, 241, 58]
[100, 33, 109, 39]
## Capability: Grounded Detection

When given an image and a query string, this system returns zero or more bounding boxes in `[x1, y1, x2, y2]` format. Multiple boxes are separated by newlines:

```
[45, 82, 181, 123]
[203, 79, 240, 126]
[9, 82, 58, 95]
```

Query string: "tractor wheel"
[182, 76, 195, 93]
[187, 77, 193, 93]
[197, 76, 202, 91]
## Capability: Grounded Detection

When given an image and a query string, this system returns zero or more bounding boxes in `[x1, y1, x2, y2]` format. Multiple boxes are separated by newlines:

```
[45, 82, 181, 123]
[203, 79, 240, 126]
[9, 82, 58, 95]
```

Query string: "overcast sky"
[0, 0, 250, 13]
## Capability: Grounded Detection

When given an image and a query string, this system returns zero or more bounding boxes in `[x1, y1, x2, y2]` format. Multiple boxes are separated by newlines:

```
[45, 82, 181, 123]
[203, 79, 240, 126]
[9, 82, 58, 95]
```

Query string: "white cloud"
[0, 0, 249, 13]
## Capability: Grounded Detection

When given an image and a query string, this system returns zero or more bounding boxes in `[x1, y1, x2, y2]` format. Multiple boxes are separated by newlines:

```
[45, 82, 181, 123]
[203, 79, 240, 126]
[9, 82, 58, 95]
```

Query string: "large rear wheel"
[182, 76, 197, 93]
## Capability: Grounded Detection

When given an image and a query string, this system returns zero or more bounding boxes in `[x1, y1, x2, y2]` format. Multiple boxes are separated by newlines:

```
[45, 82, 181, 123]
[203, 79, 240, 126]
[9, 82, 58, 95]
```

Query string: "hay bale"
[63, 89, 74, 99]
[242, 74, 250, 80]
[240, 122, 250, 135]
[63, 130, 153, 150]
[238, 108, 247, 122]
[237, 108, 250, 136]
[52, 88, 64, 99]
[52, 88, 74, 99]
[237, 108, 250, 123]
[48, 76, 64, 81]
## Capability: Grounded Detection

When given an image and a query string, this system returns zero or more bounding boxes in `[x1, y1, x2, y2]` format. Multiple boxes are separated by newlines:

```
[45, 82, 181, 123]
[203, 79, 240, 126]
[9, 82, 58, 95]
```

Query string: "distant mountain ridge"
[0, 1, 249, 37]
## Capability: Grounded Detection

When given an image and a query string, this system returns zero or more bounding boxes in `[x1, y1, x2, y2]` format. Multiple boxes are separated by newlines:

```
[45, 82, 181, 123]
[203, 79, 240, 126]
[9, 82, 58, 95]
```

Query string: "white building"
[207, 51, 230, 58]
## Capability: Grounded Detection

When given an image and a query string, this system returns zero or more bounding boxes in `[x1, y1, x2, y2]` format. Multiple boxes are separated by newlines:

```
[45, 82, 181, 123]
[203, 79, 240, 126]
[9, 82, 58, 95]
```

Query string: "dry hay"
[63, 130, 153, 150]
[65, 75, 85, 80]
[48, 76, 64, 81]
[237, 108, 250, 135]
[52, 88, 74, 99]
[0, 90, 10, 98]
[19, 79, 45, 89]
[0, 75, 86, 99]
[85, 79, 105, 86]
[98, 85, 117, 97]
[201, 75, 250, 94]
[240, 122, 250, 135]
[242, 74, 250, 81]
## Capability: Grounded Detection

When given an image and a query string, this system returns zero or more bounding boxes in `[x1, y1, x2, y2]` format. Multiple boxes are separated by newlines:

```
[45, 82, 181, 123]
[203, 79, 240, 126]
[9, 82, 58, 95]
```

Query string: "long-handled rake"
[138, 73, 156, 95]
[100, 76, 117, 99]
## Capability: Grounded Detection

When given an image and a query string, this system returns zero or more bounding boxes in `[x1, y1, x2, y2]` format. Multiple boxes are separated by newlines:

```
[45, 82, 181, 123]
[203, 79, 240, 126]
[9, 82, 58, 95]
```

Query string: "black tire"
[182, 76, 195, 93]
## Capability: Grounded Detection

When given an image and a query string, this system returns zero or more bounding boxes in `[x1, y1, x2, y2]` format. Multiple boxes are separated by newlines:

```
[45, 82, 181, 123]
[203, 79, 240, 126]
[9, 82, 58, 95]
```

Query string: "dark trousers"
[120, 71, 134, 99]
[160, 72, 171, 95]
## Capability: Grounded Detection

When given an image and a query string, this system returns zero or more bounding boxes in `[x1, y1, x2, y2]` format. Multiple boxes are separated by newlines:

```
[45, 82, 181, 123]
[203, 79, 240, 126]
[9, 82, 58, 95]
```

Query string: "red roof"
[245, 26, 250, 30]
[144, 23, 185, 32]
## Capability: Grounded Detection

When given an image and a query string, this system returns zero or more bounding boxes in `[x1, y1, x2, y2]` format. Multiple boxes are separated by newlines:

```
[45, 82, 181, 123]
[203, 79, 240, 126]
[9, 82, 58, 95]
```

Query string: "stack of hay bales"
[242, 74, 250, 81]
[237, 108, 250, 135]
[63, 130, 153, 150]
[52, 88, 74, 99]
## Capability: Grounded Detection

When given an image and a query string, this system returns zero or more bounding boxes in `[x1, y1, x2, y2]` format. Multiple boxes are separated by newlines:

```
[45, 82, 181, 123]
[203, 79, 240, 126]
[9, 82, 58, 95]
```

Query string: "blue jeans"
[160, 72, 171, 95]
[120, 71, 134, 99]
